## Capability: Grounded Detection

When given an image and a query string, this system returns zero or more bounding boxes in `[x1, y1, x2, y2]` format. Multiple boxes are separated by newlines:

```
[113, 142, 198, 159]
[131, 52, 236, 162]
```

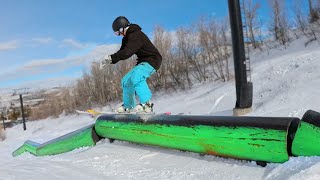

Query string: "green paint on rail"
[95, 120, 289, 163]
[292, 122, 320, 156]
[12, 124, 97, 157]
[12, 141, 40, 157]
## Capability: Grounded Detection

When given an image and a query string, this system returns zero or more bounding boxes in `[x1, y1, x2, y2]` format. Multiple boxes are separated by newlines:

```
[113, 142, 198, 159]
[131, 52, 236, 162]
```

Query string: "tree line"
[29, 0, 320, 120]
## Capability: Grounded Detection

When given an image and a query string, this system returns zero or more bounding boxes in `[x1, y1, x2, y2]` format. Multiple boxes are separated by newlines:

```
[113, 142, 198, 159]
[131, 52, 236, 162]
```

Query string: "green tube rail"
[292, 110, 320, 156]
[95, 114, 300, 163]
[12, 124, 100, 157]
[14, 110, 320, 164]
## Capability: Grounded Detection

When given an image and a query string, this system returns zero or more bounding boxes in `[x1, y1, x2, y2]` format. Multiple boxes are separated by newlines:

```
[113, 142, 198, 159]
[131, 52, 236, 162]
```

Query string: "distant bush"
[29, 88, 76, 120]
[0, 124, 5, 141]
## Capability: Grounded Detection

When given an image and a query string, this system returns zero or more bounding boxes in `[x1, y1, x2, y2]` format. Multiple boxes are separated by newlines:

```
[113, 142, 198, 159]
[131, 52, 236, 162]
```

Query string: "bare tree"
[293, 0, 308, 35]
[151, 26, 174, 90]
[0, 117, 4, 140]
[269, 0, 290, 46]
[178, 25, 208, 83]
[243, 0, 263, 49]
[293, 0, 319, 46]
[198, 17, 231, 82]
[175, 27, 196, 88]
[90, 62, 108, 105]
[309, 0, 320, 23]
[59, 88, 76, 115]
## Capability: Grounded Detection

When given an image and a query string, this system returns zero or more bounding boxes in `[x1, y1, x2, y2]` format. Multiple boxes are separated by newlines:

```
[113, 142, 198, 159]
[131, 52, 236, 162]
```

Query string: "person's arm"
[119, 38, 125, 50]
[110, 32, 143, 64]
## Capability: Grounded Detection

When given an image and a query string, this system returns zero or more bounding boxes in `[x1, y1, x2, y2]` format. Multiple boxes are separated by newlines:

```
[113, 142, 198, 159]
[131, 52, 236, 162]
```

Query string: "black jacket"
[110, 24, 162, 70]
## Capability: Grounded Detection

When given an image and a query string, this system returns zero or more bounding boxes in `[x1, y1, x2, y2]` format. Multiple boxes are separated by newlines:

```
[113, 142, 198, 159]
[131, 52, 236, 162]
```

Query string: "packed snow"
[1, 39, 320, 180]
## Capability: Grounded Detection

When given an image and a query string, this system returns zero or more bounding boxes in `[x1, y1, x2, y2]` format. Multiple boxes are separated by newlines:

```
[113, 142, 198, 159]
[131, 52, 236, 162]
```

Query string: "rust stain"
[200, 142, 240, 159]
[205, 148, 239, 159]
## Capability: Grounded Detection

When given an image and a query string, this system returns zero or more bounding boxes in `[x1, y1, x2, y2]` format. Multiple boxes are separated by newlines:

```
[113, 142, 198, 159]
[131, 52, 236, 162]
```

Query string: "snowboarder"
[101, 16, 162, 113]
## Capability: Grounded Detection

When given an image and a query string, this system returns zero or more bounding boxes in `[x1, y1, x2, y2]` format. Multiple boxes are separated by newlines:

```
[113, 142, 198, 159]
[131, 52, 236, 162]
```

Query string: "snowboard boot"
[134, 102, 154, 113]
[116, 104, 131, 113]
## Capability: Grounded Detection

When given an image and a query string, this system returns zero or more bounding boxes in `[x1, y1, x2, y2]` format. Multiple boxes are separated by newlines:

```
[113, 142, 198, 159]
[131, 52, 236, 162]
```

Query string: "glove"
[104, 55, 112, 64]
[100, 55, 112, 69]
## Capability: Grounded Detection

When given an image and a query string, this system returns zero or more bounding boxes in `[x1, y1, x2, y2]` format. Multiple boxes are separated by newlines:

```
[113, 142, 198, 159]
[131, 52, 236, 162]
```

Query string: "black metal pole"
[228, 0, 253, 108]
[19, 94, 26, 130]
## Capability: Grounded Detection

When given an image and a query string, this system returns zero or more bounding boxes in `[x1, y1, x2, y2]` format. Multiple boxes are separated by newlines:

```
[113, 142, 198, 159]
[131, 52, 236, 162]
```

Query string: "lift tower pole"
[228, 0, 253, 115]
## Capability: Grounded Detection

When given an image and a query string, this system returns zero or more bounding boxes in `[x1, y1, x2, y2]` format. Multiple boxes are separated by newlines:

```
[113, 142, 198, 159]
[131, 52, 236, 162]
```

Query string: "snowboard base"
[75, 109, 172, 117]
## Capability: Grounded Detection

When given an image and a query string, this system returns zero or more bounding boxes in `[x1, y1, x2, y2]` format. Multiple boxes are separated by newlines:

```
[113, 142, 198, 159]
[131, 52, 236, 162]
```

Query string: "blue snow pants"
[121, 62, 156, 109]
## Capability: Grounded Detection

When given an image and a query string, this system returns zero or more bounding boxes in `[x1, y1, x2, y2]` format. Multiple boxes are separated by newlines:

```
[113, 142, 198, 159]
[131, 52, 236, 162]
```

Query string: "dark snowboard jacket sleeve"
[111, 31, 143, 62]
[109, 24, 162, 70]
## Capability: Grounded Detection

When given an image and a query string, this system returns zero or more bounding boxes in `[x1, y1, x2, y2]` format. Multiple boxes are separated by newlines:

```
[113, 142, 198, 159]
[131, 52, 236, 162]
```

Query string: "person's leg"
[121, 69, 136, 109]
[130, 62, 156, 104]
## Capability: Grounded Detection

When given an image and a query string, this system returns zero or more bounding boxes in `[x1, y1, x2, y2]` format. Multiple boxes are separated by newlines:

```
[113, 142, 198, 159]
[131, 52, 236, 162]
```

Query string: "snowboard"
[75, 109, 172, 117]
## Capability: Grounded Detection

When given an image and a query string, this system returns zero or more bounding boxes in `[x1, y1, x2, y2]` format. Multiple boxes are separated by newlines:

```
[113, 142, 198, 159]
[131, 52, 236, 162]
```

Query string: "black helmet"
[112, 16, 130, 32]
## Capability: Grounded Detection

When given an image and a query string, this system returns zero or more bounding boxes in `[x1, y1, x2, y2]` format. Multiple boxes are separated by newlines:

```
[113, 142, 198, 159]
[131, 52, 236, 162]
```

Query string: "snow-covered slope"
[1, 39, 320, 180]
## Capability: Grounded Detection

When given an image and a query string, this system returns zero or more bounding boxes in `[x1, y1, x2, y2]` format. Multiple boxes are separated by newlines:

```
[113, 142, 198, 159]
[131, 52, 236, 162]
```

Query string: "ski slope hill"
[1, 39, 320, 180]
